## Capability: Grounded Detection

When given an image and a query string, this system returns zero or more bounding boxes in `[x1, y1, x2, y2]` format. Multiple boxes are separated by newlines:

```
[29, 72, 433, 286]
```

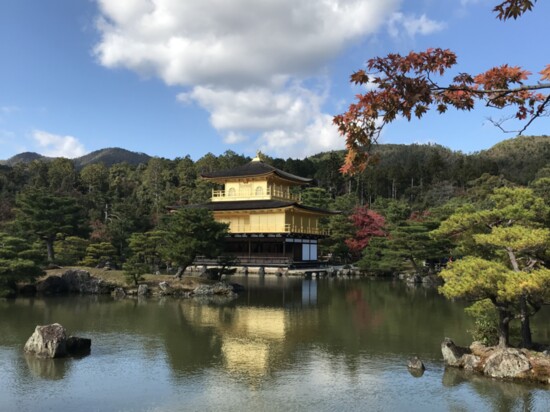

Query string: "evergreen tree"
[321, 194, 358, 263]
[435, 187, 550, 347]
[14, 190, 87, 262]
[54, 236, 90, 265]
[160, 208, 228, 278]
[81, 242, 118, 268]
[0, 232, 43, 296]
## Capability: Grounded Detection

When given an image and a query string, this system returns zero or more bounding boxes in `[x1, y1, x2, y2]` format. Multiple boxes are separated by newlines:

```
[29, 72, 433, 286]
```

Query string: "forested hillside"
[0, 147, 151, 169]
[0, 135, 548, 295]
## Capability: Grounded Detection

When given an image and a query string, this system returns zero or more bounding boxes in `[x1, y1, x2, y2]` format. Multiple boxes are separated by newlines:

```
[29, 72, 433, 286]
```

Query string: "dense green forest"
[0, 135, 548, 291]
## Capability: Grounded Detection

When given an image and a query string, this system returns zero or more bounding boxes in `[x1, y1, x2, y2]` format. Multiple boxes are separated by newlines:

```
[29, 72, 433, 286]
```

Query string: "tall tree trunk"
[520, 296, 533, 348]
[46, 238, 55, 262]
[506, 247, 533, 347]
[408, 257, 419, 274]
[498, 310, 511, 348]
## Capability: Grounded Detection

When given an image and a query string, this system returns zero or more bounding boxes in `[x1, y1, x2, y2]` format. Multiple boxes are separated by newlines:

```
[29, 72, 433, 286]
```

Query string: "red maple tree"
[345, 206, 386, 253]
[334, 0, 550, 175]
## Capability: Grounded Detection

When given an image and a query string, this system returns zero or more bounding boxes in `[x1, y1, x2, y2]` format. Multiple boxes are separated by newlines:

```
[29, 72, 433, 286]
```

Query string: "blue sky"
[1, 0, 548, 161]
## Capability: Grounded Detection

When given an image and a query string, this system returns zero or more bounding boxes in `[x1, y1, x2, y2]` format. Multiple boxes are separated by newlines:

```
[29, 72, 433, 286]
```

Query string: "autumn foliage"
[345, 206, 386, 253]
[334, 0, 549, 175]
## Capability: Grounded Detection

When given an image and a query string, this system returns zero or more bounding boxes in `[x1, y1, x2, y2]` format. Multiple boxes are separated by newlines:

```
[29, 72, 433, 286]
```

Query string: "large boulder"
[483, 348, 531, 378]
[112, 287, 126, 298]
[158, 281, 172, 296]
[61, 269, 113, 294]
[193, 282, 239, 297]
[24, 323, 91, 359]
[193, 284, 214, 296]
[137, 284, 149, 296]
[186, 281, 241, 303]
[18, 284, 37, 297]
[66, 336, 92, 356]
[36, 270, 114, 295]
[441, 338, 471, 367]
[36, 276, 68, 295]
[24, 324, 68, 358]
[441, 338, 549, 383]
[61, 269, 92, 292]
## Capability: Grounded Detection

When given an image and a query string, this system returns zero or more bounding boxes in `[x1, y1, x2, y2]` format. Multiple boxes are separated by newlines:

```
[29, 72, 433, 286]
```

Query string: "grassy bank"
[43, 266, 215, 291]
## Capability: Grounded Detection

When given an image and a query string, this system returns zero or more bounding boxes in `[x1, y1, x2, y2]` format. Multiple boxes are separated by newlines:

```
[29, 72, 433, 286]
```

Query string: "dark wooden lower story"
[196, 233, 326, 268]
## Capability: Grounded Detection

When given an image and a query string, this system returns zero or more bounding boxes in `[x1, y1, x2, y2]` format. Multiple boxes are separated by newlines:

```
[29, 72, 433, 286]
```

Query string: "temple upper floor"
[201, 154, 310, 203]
[211, 180, 300, 202]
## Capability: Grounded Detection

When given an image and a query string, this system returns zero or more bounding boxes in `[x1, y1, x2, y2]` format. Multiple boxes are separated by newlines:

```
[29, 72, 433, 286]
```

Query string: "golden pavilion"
[197, 154, 334, 267]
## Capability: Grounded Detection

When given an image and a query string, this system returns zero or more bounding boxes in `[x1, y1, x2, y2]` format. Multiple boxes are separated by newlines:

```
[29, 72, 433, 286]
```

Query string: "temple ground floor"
[196, 233, 327, 268]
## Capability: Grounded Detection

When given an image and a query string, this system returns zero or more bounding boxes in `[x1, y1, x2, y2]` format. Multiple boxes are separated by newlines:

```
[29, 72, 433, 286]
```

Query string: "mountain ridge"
[0, 147, 151, 169]
[1, 135, 548, 174]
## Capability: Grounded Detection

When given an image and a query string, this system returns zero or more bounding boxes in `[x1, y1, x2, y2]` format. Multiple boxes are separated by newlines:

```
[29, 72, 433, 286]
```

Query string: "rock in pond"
[440, 338, 550, 384]
[193, 282, 238, 297]
[24, 323, 91, 359]
[112, 287, 126, 298]
[159, 281, 172, 295]
[35, 270, 115, 296]
[441, 337, 472, 367]
[137, 284, 149, 296]
[36, 276, 68, 295]
[408, 356, 426, 371]
[62, 269, 113, 294]
[483, 348, 531, 378]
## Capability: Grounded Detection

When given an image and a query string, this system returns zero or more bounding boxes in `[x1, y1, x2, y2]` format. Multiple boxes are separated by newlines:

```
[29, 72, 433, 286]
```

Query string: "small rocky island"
[24, 323, 91, 359]
[442, 338, 550, 384]
[25, 268, 242, 300]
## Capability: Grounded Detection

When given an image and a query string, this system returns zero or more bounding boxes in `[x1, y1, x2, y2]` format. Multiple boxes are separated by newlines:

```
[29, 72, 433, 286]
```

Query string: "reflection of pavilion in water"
[182, 278, 321, 381]
[236, 276, 319, 308]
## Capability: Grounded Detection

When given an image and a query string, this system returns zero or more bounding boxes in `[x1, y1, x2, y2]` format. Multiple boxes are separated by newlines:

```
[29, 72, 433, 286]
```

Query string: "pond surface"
[1, 277, 549, 412]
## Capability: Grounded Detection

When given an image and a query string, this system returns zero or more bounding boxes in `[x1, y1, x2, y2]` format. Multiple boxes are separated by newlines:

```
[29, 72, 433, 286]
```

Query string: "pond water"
[1, 277, 549, 412]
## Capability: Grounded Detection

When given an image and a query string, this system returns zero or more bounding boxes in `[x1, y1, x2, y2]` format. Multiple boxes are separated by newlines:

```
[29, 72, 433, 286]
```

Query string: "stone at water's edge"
[440, 338, 550, 383]
[112, 287, 126, 298]
[159, 281, 171, 295]
[483, 349, 531, 378]
[35, 269, 115, 296]
[193, 282, 238, 298]
[36, 276, 68, 295]
[66, 336, 92, 356]
[407, 356, 425, 371]
[137, 284, 149, 296]
[24, 323, 91, 359]
[24, 324, 68, 358]
[441, 337, 471, 367]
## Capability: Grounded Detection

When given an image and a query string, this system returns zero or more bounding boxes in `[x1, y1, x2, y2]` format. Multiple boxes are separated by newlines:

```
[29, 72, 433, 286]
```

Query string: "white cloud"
[258, 114, 343, 158]
[179, 84, 325, 132]
[32, 130, 86, 158]
[387, 12, 446, 38]
[224, 131, 248, 144]
[95, 0, 400, 88]
[95, 0, 432, 157]
[178, 81, 340, 157]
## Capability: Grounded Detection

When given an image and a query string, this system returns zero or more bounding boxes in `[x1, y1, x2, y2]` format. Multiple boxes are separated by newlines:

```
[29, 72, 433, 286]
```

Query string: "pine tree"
[436, 187, 550, 347]
[160, 208, 228, 278]
[15, 190, 87, 262]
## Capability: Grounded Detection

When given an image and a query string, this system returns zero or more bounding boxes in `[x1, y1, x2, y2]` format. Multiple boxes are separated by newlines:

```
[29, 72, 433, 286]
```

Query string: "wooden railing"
[211, 187, 301, 202]
[226, 223, 329, 235]
[195, 256, 291, 266]
[193, 256, 329, 268]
